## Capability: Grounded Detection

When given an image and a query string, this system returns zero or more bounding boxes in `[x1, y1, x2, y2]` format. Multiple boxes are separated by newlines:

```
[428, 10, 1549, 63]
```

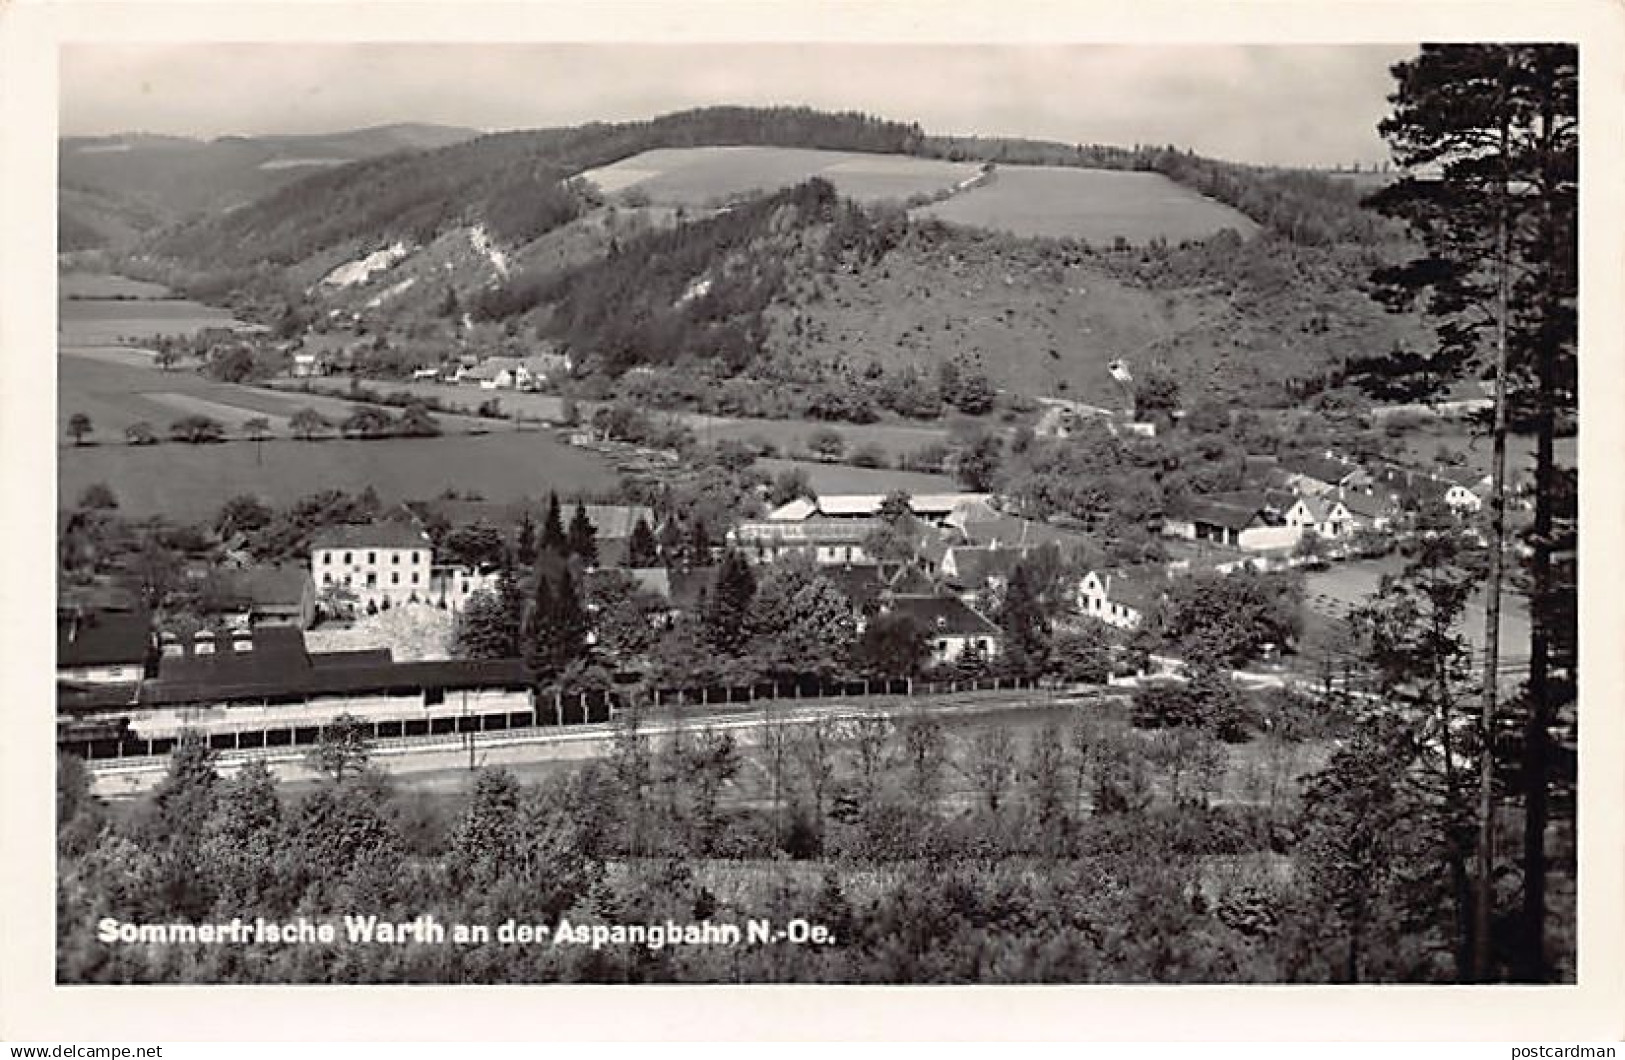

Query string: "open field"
[756, 457, 957, 494]
[915, 165, 1259, 243]
[60, 293, 247, 348]
[60, 272, 171, 299]
[577, 146, 981, 206]
[59, 349, 502, 439]
[60, 431, 619, 522]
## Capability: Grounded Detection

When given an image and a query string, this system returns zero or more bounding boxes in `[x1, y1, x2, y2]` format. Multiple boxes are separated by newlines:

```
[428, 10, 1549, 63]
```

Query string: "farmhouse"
[883, 594, 1002, 667]
[460, 353, 572, 391]
[1280, 451, 1372, 496]
[1164, 495, 1277, 550]
[203, 564, 318, 629]
[1075, 570, 1158, 631]
[1283, 495, 1355, 540]
[310, 521, 433, 613]
[58, 609, 152, 685]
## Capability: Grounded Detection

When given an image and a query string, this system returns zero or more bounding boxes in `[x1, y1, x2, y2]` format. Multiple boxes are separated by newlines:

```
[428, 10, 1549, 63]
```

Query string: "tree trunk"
[1473, 53, 1515, 984]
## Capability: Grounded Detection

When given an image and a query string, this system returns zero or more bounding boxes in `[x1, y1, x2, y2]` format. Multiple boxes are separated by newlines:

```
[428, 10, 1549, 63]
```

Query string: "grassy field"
[756, 456, 957, 494]
[60, 272, 171, 299]
[577, 146, 981, 206]
[60, 431, 618, 522]
[915, 166, 1258, 243]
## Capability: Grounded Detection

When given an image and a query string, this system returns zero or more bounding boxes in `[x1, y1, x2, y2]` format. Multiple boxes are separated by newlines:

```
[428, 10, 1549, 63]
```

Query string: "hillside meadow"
[577, 146, 981, 206]
[914, 166, 1259, 243]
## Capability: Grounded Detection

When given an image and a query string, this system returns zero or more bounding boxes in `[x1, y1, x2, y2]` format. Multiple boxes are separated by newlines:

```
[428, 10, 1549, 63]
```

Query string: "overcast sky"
[61, 43, 1414, 167]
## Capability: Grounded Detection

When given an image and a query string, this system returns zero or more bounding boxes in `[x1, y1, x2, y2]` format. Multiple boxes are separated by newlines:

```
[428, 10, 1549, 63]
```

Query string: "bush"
[807, 427, 845, 461]
[849, 443, 888, 469]
[169, 414, 225, 444]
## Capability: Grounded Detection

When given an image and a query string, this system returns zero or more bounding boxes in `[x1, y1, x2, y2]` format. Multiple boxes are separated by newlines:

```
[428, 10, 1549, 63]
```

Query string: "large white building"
[310, 522, 434, 613]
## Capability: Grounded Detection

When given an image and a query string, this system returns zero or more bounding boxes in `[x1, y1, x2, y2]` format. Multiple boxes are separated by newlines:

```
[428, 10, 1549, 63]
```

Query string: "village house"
[1163, 494, 1289, 551]
[1280, 451, 1374, 496]
[57, 608, 151, 685]
[310, 521, 434, 613]
[882, 594, 1002, 667]
[1075, 570, 1158, 631]
[1283, 495, 1355, 540]
[459, 352, 572, 391]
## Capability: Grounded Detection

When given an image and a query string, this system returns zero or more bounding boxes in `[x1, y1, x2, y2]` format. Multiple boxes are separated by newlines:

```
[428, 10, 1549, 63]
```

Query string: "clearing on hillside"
[914, 166, 1258, 244]
[577, 147, 981, 206]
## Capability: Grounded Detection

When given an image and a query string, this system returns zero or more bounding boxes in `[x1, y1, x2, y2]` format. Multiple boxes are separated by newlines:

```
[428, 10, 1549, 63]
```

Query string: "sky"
[61, 43, 1415, 167]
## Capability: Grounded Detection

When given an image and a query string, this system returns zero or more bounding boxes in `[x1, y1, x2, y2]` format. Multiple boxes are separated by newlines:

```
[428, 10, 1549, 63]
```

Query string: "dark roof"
[156, 625, 313, 685]
[309, 521, 431, 550]
[1185, 498, 1270, 532]
[1282, 453, 1363, 487]
[945, 546, 1028, 588]
[885, 595, 1001, 637]
[820, 564, 887, 612]
[140, 657, 531, 708]
[57, 681, 142, 711]
[57, 611, 151, 669]
[309, 648, 395, 669]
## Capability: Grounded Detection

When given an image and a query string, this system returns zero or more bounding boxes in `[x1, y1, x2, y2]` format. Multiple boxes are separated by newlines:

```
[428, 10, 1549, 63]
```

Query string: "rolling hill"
[58, 123, 483, 250]
[103, 106, 1422, 411]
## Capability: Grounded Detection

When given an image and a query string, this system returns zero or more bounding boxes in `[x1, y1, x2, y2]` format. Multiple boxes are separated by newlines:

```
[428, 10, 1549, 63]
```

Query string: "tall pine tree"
[567, 501, 599, 566]
[540, 492, 567, 558]
[704, 550, 756, 656]
[1359, 44, 1577, 982]
[626, 515, 659, 568]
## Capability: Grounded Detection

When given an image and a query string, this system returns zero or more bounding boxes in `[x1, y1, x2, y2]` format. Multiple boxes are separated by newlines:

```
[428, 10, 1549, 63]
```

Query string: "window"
[411, 573, 419, 585]
[367, 573, 377, 587]
[936, 640, 948, 654]
[368, 551, 376, 564]
[322, 573, 332, 585]
[393, 554, 400, 564]
[392, 572, 400, 585]
[344, 551, 353, 564]
[976, 640, 988, 654]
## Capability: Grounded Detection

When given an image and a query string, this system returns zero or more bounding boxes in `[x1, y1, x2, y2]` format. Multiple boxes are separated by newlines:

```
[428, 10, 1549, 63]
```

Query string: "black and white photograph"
[4, 0, 1622, 1040]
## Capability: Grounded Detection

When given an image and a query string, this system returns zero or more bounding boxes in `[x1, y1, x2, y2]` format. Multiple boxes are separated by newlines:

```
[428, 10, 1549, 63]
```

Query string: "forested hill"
[59, 124, 483, 251]
[145, 108, 926, 269]
[138, 106, 1390, 276]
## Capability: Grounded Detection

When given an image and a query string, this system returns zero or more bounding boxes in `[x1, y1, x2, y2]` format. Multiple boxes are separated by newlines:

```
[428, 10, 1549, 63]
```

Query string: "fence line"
[61, 675, 1047, 762]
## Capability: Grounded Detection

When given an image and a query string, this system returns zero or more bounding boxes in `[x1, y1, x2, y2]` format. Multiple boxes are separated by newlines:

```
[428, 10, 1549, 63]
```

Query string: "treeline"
[146, 107, 923, 271]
